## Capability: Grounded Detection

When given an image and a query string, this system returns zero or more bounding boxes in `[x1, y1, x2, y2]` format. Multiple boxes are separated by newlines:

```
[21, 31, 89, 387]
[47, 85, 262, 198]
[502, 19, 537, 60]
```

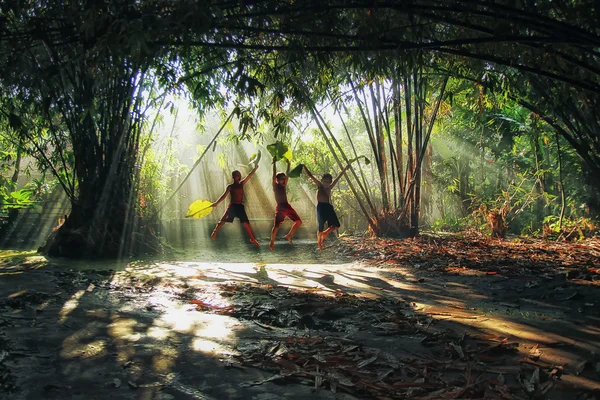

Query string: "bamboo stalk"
[555, 132, 566, 229]
[307, 99, 377, 230]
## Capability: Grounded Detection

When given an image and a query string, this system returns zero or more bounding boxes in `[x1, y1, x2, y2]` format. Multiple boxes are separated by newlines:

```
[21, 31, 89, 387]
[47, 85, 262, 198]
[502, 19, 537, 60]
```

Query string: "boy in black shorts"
[303, 164, 350, 249]
[211, 162, 260, 246]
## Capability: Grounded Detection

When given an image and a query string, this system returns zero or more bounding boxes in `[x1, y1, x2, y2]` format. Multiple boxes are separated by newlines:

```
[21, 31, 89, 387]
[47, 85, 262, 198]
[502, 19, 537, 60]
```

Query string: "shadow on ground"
[0, 235, 599, 399]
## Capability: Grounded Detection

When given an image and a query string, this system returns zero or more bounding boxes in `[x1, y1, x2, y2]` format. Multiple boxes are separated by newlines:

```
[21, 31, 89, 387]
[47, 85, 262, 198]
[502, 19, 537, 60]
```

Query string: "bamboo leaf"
[249, 151, 261, 165]
[185, 199, 213, 218]
[348, 155, 370, 165]
[196, 144, 207, 156]
[267, 141, 292, 161]
[288, 164, 304, 178]
[217, 153, 227, 169]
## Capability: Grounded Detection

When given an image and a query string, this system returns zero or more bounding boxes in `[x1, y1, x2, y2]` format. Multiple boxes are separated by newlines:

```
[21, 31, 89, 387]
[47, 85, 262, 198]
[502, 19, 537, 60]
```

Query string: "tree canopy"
[0, 0, 598, 257]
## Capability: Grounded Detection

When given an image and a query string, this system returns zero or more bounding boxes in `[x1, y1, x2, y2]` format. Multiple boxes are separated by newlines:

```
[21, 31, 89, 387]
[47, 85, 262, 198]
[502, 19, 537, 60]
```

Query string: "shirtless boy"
[210, 163, 260, 247]
[303, 164, 350, 249]
[269, 157, 302, 251]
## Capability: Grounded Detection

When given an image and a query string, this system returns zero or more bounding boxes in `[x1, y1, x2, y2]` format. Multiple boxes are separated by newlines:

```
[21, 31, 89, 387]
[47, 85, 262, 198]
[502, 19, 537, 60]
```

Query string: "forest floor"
[0, 233, 599, 399]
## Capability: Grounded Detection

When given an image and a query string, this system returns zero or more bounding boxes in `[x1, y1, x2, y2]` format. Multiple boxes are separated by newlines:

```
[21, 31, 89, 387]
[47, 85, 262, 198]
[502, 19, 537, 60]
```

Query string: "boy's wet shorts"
[317, 202, 340, 231]
[274, 203, 301, 225]
[220, 203, 249, 223]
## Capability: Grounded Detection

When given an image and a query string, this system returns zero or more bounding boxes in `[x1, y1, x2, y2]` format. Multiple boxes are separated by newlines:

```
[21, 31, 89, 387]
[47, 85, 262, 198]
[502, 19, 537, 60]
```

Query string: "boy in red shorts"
[269, 157, 302, 250]
[303, 164, 350, 249]
[211, 162, 260, 247]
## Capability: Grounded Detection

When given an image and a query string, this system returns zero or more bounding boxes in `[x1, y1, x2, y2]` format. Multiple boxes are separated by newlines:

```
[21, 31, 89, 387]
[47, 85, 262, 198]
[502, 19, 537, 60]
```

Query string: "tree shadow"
[1, 239, 599, 399]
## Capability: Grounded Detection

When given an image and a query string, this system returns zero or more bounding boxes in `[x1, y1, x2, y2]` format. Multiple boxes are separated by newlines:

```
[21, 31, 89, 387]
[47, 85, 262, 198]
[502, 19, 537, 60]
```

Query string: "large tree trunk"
[584, 170, 600, 218]
[40, 168, 161, 258]
[35, 64, 162, 259]
[0, 142, 23, 240]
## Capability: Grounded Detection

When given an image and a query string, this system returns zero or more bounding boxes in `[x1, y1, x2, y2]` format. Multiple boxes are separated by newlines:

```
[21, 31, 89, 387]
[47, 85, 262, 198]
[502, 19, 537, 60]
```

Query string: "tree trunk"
[36, 66, 162, 259]
[459, 160, 471, 216]
[488, 210, 507, 238]
[0, 142, 23, 239]
[556, 132, 566, 228]
[40, 170, 160, 258]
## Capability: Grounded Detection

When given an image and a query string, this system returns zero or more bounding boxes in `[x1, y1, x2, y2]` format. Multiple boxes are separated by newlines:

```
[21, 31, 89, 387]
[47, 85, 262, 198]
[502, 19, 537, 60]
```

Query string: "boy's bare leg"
[211, 221, 226, 240]
[318, 226, 338, 249]
[243, 222, 260, 247]
[284, 220, 302, 244]
[269, 225, 279, 251]
[317, 231, 324, 250]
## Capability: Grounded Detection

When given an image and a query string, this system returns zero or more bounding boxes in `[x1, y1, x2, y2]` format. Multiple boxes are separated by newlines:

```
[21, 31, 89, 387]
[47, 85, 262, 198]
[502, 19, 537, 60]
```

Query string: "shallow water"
[15, 233, 350, 274]
[171, 237, 347, 263]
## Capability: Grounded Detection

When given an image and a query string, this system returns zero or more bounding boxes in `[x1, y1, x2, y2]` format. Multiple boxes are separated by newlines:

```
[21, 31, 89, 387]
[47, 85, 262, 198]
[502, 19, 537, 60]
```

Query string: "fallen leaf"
[575, 360, 588, 375]
[357, 355, 378, 368]
[529, 367, 540, 387]
[450, 342, 465, 359]
[528, 344, 542, 359]
[240, 374, 289, 387]
[326, 371, 354, 387]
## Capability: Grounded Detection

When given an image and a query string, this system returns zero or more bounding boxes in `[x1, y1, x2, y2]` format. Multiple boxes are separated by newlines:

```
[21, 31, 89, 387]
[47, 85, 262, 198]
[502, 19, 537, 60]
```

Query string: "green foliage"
[287, 164, 304, 178]
[248, 151, 262, 165]
[0, 181, 43, 220]
[430, 216, 472, 233]
[0, 188, 32, 211]
[429, 78, 598, 237]
[1, 0, 599, 252]
[138, 135, 191, 220]
[348, 156, 371, 165]
[542, 215, 598, 240]
[217, 153, 228, 169]
[267, 141, 293, 162]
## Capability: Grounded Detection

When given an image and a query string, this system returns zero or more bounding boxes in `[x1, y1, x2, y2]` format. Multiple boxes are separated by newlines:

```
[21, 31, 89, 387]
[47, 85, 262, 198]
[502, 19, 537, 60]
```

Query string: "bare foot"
[250, 238, 260, 247]
[284, 234, 293, 244]
[317, 238, 323, 250]
[269, 240, 275, 251]
[211, 231, 217, 240]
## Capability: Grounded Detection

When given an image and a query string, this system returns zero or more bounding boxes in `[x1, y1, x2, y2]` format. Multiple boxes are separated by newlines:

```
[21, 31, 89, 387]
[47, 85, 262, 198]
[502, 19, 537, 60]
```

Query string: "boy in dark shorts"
[269, 157, 302, 250]
[303, 164, 350, 249]
[210, 162, 260, 246]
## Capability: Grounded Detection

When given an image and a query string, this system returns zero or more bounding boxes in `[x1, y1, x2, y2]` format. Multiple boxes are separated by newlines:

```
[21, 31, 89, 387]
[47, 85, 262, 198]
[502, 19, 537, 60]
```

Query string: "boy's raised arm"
[272, 156, 277, 185]
[242, 162, 259, 185]
[331, 164, 351, 188]
[212, 185, 231, 207]
[285, 159, 291, 175]
[303, 165, 320, 185]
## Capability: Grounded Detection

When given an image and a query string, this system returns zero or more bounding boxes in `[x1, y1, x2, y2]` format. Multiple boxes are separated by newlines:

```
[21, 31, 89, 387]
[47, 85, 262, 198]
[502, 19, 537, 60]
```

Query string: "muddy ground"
[0, 234, 599, 399]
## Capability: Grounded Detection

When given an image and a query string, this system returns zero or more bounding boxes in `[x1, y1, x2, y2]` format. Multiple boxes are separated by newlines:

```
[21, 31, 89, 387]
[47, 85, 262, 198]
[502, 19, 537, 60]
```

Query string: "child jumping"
[303, 164, 350, 249]
[210, 162, 260, 247]
[270, 157, 302, 250]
